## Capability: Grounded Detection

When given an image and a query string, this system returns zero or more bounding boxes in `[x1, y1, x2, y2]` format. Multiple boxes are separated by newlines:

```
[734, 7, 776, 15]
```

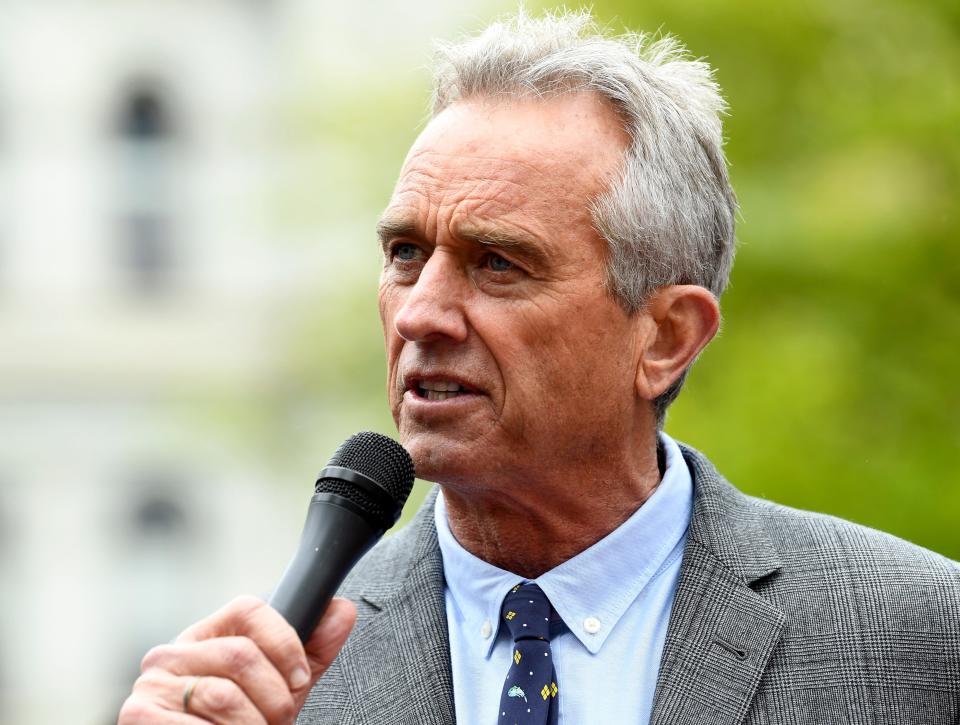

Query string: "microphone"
[269, 431, 415, 642]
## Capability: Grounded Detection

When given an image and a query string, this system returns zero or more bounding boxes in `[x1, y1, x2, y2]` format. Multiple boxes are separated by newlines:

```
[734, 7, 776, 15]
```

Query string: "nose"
[393, 252, 469, 343]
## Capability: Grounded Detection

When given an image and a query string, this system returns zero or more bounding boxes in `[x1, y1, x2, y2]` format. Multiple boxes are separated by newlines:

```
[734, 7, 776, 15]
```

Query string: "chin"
[399, 431, 487, 486]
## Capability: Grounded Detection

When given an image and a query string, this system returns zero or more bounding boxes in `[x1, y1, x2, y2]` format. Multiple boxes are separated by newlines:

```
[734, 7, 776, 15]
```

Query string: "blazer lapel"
[336, 489, 456, 725]
[650, 446, 786, 725]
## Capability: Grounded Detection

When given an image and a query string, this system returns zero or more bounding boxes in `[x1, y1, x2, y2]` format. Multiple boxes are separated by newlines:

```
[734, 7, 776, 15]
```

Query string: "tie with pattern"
[497, 583, 559, 725]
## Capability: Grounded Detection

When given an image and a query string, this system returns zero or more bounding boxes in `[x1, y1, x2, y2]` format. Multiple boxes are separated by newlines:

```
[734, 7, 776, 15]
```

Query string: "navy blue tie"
[497, 583, 559, 725]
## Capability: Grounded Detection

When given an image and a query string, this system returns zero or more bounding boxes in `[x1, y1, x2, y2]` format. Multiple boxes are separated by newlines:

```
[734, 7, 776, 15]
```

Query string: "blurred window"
[121, 90, 171, 140]
[115, 83, 177, 299]
[134, 492, 187, 537]
[126, 478, 191, 543]
[120, 214, 172, 298]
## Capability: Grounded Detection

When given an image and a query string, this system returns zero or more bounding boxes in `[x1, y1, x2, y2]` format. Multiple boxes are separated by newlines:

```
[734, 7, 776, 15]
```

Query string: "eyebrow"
[376, 217, 422, 253]
[456, 223, 549, 266]
[376, 215, 548, 266]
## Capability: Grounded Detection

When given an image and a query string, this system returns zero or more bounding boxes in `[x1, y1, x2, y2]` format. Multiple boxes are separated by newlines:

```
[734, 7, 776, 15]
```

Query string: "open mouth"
[413, 380, 475, 401]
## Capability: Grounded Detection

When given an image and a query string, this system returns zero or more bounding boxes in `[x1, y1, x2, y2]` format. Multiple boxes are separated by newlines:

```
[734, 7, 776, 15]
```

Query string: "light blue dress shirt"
[434, 432, 693, 725]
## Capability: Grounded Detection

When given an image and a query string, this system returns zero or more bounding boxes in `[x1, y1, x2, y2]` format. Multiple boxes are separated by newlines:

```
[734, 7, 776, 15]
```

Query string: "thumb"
[302, 598, 357, 685]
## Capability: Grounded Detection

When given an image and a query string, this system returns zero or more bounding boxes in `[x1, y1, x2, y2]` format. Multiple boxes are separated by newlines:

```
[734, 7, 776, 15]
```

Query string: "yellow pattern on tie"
[514, 649, 522, 664]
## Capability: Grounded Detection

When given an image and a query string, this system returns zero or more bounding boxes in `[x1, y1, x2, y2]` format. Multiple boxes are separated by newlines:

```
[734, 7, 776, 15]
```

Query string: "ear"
[635, 285, 721, 401]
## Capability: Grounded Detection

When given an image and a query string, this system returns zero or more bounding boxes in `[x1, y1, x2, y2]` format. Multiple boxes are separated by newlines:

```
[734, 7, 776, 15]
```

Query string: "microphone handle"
[269, 493, 384, 642]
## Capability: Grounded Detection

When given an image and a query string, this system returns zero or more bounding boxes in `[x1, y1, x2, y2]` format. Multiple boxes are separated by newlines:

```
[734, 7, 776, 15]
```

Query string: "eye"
[392, 243, 420, 261]
[486, 254, 514, 272]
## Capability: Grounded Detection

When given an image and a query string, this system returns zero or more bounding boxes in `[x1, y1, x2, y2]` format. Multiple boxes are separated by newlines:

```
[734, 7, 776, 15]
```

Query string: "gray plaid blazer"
[298, 444, 960, 724]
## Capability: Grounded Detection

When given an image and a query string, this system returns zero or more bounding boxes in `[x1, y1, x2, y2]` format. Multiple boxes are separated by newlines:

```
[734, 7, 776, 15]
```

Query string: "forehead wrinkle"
[385, 170, 544, 243]
[401, 147, 555, 188]
[388, 173, 538, 236]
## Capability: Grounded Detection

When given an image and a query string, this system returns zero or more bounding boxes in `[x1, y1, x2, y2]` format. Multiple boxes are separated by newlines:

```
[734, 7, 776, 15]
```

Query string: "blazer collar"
[681, 444, 782, 585]
[649, 444, 786, 725]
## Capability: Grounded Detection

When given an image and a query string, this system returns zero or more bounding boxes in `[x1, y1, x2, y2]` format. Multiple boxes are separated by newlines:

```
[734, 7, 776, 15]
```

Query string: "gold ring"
[182, 676, 202, 713]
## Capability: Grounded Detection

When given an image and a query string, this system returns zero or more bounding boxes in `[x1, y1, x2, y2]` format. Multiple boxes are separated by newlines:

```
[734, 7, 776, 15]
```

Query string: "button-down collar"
[435, 432, 693, 658]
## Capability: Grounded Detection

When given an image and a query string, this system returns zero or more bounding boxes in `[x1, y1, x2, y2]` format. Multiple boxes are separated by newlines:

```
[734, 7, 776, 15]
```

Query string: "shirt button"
[583, 616, 602, 634]
[480, 620, 492, 639]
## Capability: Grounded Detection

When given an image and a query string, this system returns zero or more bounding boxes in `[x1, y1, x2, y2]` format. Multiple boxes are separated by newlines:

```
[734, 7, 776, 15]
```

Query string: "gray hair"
[430, 9, 737, 427]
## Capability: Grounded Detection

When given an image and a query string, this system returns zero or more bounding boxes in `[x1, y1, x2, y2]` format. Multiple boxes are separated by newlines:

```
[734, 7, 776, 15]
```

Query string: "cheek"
[378, 283, 403, 342]
[505, 299, 634, 397]
[378, 286, 404, 393]
[486, 309, 583, 401]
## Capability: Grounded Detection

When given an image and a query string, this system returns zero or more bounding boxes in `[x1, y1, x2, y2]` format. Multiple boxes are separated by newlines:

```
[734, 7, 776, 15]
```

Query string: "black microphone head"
[315, 432, 415, 528]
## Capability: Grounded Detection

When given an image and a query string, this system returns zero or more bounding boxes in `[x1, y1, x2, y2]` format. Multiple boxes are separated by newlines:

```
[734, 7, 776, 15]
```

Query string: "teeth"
[424, 390, 461, 401]
[419, 380, 462, 392]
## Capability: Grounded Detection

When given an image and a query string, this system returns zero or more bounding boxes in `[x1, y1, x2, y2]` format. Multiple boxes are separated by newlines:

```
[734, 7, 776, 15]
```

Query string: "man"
[119, 11, 960, 725]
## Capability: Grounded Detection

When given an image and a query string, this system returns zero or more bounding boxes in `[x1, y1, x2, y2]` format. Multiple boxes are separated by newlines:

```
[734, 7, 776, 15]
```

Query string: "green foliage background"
[272, 1, 958, 560]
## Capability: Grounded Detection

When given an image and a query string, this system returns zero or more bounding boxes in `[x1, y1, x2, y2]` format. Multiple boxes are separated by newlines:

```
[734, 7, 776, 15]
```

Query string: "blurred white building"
[0, 1, 500, 722]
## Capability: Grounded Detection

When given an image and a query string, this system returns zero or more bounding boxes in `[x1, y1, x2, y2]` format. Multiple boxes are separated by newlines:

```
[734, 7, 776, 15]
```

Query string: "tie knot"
[501, 583, 552, 642]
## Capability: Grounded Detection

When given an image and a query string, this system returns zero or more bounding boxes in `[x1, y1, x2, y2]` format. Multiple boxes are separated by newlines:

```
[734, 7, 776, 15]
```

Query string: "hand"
[118, 595, 356, 724]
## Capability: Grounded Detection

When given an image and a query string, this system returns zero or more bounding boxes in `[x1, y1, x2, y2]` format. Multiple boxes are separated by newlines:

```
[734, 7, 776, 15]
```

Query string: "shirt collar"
[435, 488, 522, 659]
[435, 432, 693, 657]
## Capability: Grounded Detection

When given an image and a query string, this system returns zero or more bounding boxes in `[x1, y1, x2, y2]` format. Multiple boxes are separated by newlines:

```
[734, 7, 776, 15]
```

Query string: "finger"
[303, 598, 357, 681]
[134, 669, 266, 725]
[179, 675, 267, 725]
[141, 637, 296, 724]
[119, 692, 208, 724]
[176, 595, 311, 693]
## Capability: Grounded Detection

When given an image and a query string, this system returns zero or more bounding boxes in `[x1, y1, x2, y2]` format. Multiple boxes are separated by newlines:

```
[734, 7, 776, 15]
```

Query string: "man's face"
[377, 93, 643, 488]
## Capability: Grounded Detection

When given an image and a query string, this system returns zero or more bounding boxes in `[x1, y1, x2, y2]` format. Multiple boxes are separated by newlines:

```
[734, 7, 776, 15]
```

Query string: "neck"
[440, 435, 663, 578]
